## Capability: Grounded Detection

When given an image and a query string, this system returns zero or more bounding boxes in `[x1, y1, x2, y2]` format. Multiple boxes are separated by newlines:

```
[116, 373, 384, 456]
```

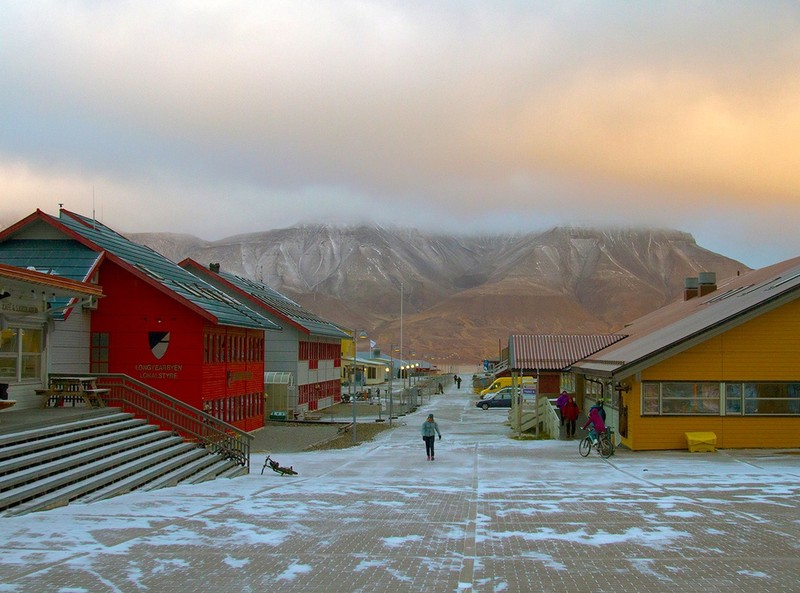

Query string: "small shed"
[264, 372, 296, 420]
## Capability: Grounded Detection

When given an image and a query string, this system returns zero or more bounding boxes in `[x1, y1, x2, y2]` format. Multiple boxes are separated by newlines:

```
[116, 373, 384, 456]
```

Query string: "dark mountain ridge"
[130, 225, 748, 366]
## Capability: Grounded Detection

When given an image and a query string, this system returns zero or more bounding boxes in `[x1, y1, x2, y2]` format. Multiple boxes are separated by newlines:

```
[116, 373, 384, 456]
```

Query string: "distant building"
[504, 334, 626, 396]
[181, 259, 350, 413]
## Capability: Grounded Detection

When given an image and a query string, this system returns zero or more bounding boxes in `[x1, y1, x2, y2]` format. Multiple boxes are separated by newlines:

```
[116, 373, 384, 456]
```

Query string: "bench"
[82, 388, 110, 407]
[685, 431, 716, 452]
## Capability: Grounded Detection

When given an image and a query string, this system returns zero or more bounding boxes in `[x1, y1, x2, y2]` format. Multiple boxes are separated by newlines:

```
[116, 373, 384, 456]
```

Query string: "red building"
[182, 259, 350, 413]
[0, 209, 281, 432]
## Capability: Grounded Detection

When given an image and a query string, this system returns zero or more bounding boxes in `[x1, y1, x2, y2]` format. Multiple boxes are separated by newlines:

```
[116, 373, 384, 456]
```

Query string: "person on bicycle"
[589, 398, 607, 422]
[582, 404, 607, 442]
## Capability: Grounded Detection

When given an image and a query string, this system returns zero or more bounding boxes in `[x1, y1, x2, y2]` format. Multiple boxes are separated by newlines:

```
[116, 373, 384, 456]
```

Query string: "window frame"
[642, 381, 800, 416]
[0, 324, 44, 383]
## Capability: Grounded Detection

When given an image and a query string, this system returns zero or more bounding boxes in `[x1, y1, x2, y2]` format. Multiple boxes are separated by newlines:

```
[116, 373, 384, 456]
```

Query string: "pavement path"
[1, 382, 799, 592]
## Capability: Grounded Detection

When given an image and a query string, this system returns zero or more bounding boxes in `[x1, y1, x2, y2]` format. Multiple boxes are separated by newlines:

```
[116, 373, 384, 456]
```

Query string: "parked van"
[479, 376, 537, 397]
[472, 373, 494, 394]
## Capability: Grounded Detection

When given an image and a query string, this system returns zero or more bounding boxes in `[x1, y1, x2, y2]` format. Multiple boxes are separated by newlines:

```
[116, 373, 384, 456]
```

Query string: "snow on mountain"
[130, 225, 748, 364]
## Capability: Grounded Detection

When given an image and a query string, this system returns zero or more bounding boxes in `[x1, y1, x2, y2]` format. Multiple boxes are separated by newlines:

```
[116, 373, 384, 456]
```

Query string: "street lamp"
[351, 329, 368, 444]
[388, 345, 399, 423]
[384, 365, 391, 426]
[399, 364, 407, 408]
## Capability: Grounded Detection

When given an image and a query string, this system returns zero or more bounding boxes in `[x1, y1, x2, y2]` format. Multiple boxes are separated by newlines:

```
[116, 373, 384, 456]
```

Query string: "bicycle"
[579, 428, 613, 458]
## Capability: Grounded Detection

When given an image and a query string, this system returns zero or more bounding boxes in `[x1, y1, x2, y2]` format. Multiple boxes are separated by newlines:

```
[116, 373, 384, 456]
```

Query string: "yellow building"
[572, 259, 800, 451]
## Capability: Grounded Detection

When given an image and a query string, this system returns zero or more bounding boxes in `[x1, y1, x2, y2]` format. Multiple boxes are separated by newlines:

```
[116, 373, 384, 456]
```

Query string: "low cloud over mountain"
[132, 225, 748, 366]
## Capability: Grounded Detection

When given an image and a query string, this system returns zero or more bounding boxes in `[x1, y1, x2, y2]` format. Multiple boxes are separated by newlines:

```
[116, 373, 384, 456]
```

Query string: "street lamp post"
[351, 353, 357, 445]
[384, 365, 391, 425]
[399, 365, 406, 407]
[413, 362, 420, 403]
[352, 329, 368, 444]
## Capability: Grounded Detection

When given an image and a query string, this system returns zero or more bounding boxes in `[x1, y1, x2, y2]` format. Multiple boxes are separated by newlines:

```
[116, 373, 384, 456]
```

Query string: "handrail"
[538, 395, 560, 439]
[492, 360, 509, 375]
[84, 374, 252, 471]
[507, 395, 559, 437]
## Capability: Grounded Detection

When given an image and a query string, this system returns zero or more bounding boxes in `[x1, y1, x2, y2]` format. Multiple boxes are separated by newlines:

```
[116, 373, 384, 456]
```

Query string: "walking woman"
[563, 396, 580, 439]
[421, 413, 442, 460]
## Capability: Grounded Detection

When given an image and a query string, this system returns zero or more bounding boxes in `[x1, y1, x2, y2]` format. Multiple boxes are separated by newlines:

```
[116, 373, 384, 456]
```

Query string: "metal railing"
[491, 360, 509, 375]
[91, 374, 252, 470]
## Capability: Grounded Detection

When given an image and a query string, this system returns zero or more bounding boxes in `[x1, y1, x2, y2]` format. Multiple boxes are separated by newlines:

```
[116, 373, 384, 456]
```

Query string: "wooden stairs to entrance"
[0, 410, 248, 516]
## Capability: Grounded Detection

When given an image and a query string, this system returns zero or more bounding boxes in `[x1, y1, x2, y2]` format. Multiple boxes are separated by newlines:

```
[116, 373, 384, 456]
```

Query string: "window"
[725, 383, 742, 414]
[661, 382, 719, 414]
[0, 327, 43, 382]
[91, 332, 109, 373]
[740, 383, 800, 415]
[642, 383, 660, 414]
[644, 381, 800, 416]
[642, 382, 719, 415]
[0, 329, 19, 379]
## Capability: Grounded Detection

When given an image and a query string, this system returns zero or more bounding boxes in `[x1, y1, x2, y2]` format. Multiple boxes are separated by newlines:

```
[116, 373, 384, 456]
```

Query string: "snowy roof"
[182, 260, 349, 339]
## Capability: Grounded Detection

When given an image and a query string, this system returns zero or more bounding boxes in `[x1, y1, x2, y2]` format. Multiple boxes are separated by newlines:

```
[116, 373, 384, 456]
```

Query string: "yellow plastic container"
[685, 431, 716, 452]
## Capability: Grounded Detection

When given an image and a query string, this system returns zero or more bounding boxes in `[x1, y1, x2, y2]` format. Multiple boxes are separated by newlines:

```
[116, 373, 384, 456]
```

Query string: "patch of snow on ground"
[738, 570, 771, 578]
[276, 560, 312, 581]
[224, 555, 250, 568]
[355, 559, 387, 571]
[520, 551, 566, 571]
[487, 525, 689, 550]
[629, 558, 673, 582]
[382, 534, 424, 548]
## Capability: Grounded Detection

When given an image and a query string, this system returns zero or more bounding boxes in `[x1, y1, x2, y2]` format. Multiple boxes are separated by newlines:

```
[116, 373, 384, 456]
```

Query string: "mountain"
[129, 225, 749, 367]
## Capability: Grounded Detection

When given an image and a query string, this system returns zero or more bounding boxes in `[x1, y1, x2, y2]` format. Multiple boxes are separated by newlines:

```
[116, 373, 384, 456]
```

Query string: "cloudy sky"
[1, 2, 798, 268]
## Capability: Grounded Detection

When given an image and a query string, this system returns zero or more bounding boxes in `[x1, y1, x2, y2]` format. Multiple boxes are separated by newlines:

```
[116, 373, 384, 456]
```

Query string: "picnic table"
[37, 376, 109, 409]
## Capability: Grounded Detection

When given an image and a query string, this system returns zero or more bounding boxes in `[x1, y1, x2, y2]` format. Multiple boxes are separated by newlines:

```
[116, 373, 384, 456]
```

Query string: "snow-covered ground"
[1, 385, 798, 592]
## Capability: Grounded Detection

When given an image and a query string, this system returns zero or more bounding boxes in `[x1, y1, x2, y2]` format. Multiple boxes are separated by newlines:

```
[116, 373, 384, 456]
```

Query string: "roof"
[0, 210, 281, 331]
[347, 355, 388, 368]
[264, 372, 294, 385]
[0, 245, 104, 320]
[0, 239, 102, 283]
[508, 334, 627, 371]
[182, 260, 349, 339]
[0, 262, 103, 299]
[572, 256, 800, 377]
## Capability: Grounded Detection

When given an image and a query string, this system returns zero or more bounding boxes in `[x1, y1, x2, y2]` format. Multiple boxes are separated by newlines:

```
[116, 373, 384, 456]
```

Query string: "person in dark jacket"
[421, 413, 442, 460]
[563, 396, 580, 439]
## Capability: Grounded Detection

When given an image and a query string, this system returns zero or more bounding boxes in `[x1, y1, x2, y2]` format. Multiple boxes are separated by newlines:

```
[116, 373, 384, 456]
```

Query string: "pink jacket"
[582, 406, 606, 433]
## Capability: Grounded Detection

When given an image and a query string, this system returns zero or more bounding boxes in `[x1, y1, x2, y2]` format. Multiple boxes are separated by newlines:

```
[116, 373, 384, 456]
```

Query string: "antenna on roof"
[92, 186, 96, 229]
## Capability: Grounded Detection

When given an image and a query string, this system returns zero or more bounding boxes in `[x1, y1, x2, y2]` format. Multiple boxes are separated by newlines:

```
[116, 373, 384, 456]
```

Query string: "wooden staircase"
[0, 410, 247, 516]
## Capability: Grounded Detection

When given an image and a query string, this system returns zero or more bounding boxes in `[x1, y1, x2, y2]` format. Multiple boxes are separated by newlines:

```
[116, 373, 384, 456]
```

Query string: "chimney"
[684, 277, 699, 300]
[209, 262, 220, 273]
[698, 271, 717, 296]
